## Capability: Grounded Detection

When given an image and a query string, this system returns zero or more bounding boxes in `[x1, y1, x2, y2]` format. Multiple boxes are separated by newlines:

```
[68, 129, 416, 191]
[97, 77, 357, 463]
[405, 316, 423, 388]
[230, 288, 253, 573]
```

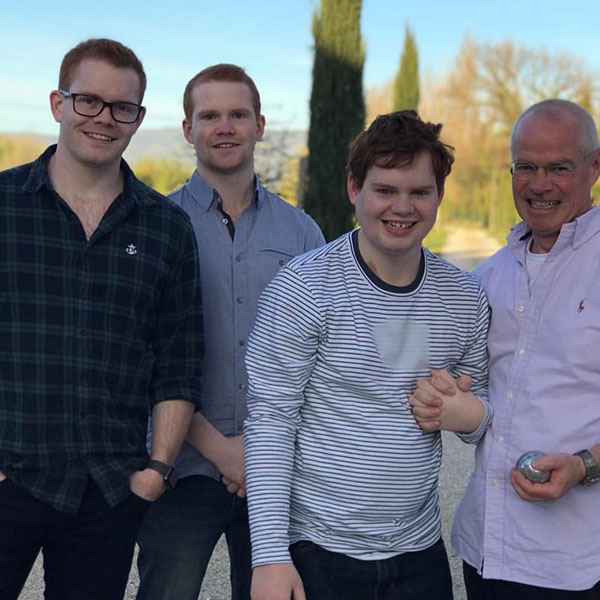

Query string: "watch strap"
[146, 459, 178, 489]
[574, 449, 600, 486]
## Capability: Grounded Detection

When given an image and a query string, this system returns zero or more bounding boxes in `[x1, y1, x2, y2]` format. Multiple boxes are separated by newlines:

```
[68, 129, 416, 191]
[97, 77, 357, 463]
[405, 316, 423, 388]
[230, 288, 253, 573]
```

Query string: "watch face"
[166, 468, 178, 489]
[147, 460, 177, 488]
[575, 450, 600, 486]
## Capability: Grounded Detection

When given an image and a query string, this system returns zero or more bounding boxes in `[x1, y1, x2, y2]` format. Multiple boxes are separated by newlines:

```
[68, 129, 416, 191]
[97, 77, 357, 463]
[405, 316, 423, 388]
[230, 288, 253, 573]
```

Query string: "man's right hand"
[0, 470, 6, 482]
[186, 414, 246, 496]
[215, 434, 246, 497]
[409, 369, 480, 432]
[251, 563, 306, 600]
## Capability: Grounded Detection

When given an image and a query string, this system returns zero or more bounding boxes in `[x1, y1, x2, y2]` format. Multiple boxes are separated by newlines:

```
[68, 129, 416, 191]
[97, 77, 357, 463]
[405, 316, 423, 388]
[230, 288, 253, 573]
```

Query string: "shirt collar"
[23, 144, 157, 209]
[185, 170, 262, 212]
[508, 205, 600, 253]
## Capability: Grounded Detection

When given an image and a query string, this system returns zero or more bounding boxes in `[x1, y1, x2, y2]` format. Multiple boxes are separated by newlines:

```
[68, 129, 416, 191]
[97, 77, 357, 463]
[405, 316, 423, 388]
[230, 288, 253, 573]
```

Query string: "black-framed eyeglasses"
[60, 90, 144, 124]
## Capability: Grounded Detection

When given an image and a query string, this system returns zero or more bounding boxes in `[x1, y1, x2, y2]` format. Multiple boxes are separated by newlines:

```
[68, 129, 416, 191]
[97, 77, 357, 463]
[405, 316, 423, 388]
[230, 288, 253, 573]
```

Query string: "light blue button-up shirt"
[169, 171, 324, 480]
[452, 206, 600, 591]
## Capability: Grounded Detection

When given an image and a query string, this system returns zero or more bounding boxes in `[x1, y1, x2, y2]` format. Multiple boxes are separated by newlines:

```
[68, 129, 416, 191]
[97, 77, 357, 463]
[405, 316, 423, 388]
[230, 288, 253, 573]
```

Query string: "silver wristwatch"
[573, 449, 600, 486]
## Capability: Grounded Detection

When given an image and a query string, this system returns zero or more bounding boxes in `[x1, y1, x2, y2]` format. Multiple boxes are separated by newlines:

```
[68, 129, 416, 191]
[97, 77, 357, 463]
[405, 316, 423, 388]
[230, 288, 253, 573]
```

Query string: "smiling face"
[183, 80, 265, 180]
[50, 58, 145, 171]
[512, 111, 600, 252]
[348, 153, 442, 284]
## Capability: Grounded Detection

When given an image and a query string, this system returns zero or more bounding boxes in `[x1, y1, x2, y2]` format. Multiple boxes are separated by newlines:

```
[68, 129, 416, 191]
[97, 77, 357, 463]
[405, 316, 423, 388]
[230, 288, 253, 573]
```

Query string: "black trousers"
[290, 538, 453, 600]
[464, 561, 600, 600]
[0, 476, 150, 600]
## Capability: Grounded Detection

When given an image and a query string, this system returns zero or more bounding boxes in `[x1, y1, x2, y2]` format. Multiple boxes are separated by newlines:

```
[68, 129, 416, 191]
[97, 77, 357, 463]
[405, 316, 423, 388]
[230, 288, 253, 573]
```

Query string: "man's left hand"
[510, 452, 586, 502]
[129, 468, 166, 502]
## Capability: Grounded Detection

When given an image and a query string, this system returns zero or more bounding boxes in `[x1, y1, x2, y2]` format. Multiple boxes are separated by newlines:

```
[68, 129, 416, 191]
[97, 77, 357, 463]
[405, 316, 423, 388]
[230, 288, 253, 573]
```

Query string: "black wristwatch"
[573, 449, 600, 486]
[146, 459, 178, 489]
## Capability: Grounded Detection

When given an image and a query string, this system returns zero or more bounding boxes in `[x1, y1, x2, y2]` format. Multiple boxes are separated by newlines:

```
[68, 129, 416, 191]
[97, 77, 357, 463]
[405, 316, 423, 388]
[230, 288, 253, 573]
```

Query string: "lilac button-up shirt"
[452, 206, 600, 591]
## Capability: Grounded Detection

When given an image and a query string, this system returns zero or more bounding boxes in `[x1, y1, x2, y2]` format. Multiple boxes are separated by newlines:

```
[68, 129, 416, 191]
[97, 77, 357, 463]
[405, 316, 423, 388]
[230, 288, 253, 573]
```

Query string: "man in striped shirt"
[244, 110, 493, 600]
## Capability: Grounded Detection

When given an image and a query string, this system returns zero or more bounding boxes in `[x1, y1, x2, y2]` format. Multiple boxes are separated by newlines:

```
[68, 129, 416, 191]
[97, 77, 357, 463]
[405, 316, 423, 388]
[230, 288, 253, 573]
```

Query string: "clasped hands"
[408, 370, 585, 502]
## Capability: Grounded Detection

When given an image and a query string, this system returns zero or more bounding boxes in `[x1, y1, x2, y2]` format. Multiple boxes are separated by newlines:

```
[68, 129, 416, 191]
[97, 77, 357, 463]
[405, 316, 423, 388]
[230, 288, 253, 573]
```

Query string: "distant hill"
[3, 128, 307, 183]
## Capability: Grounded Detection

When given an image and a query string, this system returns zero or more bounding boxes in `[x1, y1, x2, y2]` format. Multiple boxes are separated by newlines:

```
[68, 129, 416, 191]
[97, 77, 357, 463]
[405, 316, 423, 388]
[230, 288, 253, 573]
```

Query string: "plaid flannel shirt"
[0, 146, 203, 513]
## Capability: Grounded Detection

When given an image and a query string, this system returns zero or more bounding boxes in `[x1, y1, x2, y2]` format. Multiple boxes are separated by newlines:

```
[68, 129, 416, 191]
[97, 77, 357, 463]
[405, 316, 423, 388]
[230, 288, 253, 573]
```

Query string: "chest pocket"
[254, 247, 296, 292]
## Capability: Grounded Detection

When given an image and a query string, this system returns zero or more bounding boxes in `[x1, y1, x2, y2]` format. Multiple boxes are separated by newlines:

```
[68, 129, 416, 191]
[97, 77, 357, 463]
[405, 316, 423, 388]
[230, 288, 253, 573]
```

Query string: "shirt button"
[517, 305, 525, 312]
[493, 479, 499, 487]
[239, 340, 245, 346]
[237, 297, 243, 304]
[507, 392, 513, 399]
[222, 217, 229, 225]
[278, 259, 285, 266]
[498, 435, 504, 443]
[238, 383, 246, 390]
[235, 255, 242, 263]
[519, 349, 525, 356]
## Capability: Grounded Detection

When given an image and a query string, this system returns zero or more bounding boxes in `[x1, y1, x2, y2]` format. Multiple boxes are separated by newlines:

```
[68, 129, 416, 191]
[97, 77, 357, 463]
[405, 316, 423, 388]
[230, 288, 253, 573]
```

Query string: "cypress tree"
[304, 0, 365, 241]
[393, 26, 419, 111]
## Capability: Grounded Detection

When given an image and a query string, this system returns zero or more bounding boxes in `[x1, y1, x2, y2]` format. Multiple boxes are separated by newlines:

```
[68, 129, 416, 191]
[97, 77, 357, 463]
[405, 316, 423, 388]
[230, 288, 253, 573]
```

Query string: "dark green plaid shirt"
[0, 146, 203, 513]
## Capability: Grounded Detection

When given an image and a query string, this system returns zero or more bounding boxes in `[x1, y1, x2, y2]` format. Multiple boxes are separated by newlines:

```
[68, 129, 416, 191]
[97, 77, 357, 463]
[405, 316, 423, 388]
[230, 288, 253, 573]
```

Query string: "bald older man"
[411, 99, 600, 599]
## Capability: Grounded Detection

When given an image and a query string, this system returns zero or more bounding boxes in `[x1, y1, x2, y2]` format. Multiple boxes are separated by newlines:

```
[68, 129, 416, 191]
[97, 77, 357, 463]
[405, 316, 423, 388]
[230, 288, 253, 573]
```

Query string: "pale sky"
[1, 0, 598, 135]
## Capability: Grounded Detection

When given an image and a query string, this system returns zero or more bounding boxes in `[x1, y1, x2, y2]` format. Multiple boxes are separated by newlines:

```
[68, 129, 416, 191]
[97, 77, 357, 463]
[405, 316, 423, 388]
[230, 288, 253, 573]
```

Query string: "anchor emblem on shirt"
[578, 298, 586, 313]
[126, 244, 137, 255]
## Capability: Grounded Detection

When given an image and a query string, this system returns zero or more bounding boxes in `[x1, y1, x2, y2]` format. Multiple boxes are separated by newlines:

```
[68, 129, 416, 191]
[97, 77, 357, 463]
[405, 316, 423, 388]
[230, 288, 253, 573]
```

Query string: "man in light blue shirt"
[136, 64, 324, 600]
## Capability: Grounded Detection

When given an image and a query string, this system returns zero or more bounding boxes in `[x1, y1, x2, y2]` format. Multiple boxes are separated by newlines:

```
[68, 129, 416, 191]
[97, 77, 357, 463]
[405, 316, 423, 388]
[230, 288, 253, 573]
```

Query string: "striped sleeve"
[454, 283, 493, 444]
[244, 266, 323, 566]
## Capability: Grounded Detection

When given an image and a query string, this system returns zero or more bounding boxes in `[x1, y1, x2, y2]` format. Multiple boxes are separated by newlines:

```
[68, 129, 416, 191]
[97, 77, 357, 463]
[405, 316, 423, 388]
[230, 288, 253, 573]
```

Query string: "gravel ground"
[20, 230, 497, 599]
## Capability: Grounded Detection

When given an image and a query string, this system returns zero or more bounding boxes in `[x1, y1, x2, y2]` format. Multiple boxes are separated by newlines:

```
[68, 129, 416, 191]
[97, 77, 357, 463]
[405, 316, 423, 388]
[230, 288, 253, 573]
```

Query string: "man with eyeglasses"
[410, 99, 600, 599]
[0, 38, 203, 600]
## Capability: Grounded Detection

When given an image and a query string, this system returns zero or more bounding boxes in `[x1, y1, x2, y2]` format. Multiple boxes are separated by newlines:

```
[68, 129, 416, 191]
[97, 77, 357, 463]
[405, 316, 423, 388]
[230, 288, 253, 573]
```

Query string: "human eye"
[374, 186, 393, 195]
[548, 163, 573, 176]
[76, 94, 100, 107]
[199, 112, 217, 121]
[114, 102, 137, 116]
[512, 162, 535, 175]
[232, 111, 246, 119]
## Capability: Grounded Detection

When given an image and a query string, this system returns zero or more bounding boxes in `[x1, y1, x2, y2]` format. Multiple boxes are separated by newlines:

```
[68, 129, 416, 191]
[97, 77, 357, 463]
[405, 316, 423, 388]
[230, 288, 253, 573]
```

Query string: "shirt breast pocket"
[254, 247, 296, 291]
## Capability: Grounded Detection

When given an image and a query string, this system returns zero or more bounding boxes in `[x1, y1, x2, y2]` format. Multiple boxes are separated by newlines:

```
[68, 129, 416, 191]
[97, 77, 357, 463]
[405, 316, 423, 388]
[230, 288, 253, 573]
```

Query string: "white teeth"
[530, 200, 558, 209]
[87, 132, 113, 141]
[215, 143, 235, 148]
[387, 221, 413, 229]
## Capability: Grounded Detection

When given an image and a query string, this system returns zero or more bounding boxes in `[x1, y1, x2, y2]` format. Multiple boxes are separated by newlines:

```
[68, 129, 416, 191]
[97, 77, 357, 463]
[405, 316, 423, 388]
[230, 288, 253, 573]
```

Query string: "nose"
[93, 104, 115, 125]
[529, 166, 553, 193]
[215, 118, 235, 135]
[390, 194, 413, 215]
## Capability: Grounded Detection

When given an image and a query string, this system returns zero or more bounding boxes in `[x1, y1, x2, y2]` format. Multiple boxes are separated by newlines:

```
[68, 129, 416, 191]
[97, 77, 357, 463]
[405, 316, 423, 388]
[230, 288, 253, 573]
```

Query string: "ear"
[182, 118, 193, 145]
[256, 114, 266, 142]
[347, 174, 360, 206]
[49, 90, 64, 124]
[589, 148, 600, 186]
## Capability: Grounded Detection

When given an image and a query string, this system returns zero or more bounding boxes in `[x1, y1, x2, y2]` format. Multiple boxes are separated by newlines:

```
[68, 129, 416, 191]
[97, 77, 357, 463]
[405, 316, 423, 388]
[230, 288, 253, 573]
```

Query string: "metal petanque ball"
[516, 451, 550, 483]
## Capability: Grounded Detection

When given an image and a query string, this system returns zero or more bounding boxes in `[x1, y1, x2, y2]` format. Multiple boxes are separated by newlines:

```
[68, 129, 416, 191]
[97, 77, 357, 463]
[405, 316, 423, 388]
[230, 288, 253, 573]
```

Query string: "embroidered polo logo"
[578, 298, 586, 313]
[126, 244, 138, 255]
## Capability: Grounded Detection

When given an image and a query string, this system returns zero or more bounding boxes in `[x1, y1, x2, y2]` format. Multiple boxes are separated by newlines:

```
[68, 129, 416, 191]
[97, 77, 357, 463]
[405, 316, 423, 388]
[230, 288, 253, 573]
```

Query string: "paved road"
[21, 225, 500, 599]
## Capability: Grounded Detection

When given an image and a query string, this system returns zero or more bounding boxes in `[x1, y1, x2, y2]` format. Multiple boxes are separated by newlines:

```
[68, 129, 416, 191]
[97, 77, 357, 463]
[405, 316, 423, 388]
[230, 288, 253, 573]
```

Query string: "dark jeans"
[0, 475, 149, 600]
[290, 537, 453, 600]
[463, 561, 600, 600]
[136, 474, 251, 600]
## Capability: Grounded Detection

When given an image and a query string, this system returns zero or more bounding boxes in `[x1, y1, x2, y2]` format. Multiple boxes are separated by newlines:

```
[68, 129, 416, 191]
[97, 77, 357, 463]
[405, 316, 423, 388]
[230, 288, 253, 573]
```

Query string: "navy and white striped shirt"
[245, 230, 491, 566]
